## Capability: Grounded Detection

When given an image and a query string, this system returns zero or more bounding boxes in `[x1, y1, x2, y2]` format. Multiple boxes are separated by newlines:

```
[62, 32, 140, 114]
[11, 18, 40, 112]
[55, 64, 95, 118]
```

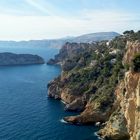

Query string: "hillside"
[0, 52, 44, 66]
[72, 32, 120, 43]
[0, 32, 119, 48]
[47, 30, 140, 140]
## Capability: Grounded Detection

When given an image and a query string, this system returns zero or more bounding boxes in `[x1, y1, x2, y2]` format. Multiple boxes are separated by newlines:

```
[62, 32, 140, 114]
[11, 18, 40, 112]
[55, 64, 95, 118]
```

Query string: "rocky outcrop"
[48, 82, 88, 111]
[0, 52, 44, 66]
[64, 98, 86, 111]
[123, 40, 140, 64]
[98, 71, 140, 140]
[98, 40, 140, 140]
[47, 42, 98, 65]
[98, 109, 130, 140]
[64, 102, 114, 124]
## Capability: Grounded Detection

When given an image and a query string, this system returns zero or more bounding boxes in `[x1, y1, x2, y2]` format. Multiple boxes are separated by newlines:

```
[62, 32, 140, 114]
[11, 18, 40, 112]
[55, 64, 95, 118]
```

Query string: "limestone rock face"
[47, 78, 61, 99]
[98, 113, 130, 140]
[64, 100, 115, 124]
[99, 72, 140, 140]
[47, 42, 97, 65]
[60, 90, 78, 104]
[48, 77, 87, 111]
[123, 41, 140, 64]
[121, 72, 140, 140]
[64, 98, 86, 111]
[99, 40, 140, 140]
[48, 83, 88, 111]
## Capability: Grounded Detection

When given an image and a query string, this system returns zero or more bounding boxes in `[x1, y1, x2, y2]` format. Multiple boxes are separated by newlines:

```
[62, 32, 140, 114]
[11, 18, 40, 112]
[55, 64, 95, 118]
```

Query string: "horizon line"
[0, 31, 122, 42]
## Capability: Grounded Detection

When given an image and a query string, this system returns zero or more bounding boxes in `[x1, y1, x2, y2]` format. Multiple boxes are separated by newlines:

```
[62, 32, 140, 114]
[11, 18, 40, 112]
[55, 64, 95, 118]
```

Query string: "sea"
[0, 46, 99, 140]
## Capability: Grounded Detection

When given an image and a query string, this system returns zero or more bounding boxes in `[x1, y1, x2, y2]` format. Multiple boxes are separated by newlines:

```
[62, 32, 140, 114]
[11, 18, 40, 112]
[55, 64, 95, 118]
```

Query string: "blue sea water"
[0, 46, 99, 140]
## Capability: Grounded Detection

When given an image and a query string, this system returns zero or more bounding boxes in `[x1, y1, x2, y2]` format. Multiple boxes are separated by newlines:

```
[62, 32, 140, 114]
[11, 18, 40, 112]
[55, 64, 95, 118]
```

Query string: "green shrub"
[124, 63, 130, 71]
[132, 53, 140, 72]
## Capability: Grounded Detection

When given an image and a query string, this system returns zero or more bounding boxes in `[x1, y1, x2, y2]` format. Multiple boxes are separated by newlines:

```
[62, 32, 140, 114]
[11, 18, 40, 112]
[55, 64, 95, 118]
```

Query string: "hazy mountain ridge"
[72, 32, 120, 43]
[0, 32, 120, 48]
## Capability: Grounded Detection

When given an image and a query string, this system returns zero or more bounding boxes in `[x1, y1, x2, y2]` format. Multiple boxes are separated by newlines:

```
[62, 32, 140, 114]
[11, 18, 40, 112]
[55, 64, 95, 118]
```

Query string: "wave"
[60, 119, 68, 124]
[94, 132, 103, 140]
[61, 100, 67, 104]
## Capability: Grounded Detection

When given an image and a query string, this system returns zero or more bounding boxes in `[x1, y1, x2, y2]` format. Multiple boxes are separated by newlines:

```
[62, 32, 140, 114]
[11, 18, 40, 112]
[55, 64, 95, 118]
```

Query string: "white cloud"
[25, 0, 59, 16]
[25, 0, 49, 14]
[0, 10, 139, 40]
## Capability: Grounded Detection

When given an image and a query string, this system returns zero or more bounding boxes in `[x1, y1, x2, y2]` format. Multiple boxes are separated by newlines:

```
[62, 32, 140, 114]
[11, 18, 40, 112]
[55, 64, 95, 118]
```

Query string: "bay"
[0, 46, 99, 140]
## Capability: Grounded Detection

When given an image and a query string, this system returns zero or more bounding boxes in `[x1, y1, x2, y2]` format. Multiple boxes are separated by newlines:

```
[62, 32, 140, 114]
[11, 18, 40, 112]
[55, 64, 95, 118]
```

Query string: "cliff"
[98, 40, 140, 140]
[47, 42, 98, 65]
[47, 31, 140, 140]
[98, 71, 140, 140]
[123, 40, 140, 64]
[0, 52, 45, 66]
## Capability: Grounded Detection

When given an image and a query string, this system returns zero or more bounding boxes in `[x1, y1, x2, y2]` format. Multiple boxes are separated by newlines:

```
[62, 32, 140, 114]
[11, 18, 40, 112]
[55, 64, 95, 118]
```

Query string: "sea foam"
[60, 119, 68, 124]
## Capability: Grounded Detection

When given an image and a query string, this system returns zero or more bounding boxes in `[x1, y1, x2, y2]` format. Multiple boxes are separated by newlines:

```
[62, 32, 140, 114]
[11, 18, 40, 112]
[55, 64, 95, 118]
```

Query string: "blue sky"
[0, 0, 139, 40]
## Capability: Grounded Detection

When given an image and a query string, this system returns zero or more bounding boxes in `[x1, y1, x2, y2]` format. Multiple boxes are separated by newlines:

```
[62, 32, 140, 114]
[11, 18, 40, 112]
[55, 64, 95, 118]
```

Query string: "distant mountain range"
[71, 32, 120, 43]
[0, 52, 44, 66]
[0, 32, 120, 48]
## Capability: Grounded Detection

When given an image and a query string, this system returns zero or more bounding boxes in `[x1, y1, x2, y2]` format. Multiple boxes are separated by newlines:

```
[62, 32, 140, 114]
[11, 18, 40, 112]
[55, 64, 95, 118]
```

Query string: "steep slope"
[47, 30, 140, 140]
[98, 72, 140, 140]
[47, 37, 126, 114]
[98, 40, 140, 140]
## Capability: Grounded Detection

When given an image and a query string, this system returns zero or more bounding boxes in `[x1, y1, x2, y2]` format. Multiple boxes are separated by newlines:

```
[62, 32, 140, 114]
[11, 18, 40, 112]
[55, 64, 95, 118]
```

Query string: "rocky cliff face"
[48, 77, 88, 111]
[47, 42, 97, 66]
[98, 41, 140, 140]
[0, 52, 45, 66]
[98, 71, 140, 140]
[47, 31, 140, 140]
[123, 40, 140, 64]
[48, 41, 112, 113]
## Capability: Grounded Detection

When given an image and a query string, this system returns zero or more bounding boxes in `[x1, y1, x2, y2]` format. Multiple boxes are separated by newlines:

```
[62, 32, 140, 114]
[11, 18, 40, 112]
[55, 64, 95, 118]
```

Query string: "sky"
[0, 0, 140, 40]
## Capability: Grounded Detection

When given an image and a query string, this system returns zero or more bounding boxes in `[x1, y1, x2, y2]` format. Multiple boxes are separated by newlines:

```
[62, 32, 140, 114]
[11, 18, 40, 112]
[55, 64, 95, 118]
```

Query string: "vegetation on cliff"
[132, 53, 140, 72]
[47, 30, 140, 140]
[47, 32, 128, 111]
